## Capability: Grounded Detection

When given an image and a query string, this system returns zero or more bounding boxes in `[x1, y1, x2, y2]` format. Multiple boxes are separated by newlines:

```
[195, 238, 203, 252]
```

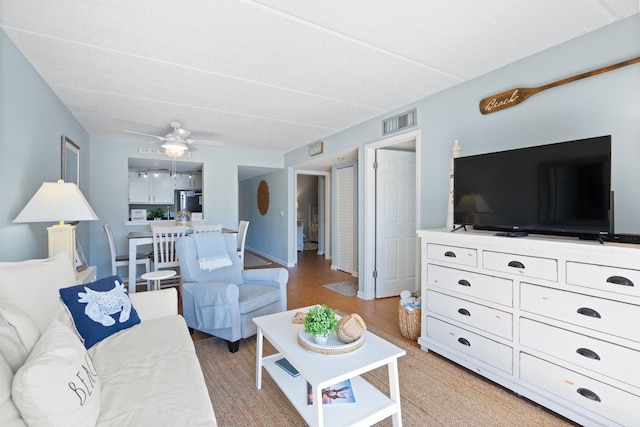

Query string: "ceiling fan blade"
[188, 138, 225, 147]
[123, 129, 165, 140]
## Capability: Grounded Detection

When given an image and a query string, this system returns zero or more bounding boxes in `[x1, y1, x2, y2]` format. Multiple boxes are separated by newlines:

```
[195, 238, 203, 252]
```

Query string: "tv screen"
[453, 135, 612, 237]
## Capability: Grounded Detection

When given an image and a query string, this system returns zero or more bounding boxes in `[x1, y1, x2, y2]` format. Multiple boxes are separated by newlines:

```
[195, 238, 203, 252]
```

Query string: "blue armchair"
[176, 233, 288, 352]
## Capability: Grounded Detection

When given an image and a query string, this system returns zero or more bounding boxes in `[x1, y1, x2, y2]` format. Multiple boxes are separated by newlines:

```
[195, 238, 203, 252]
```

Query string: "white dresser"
[417, 229, 640, 427]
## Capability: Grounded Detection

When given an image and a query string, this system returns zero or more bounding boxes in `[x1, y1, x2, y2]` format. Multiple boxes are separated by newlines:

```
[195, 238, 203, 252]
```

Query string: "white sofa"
[0, 252, 217, 427]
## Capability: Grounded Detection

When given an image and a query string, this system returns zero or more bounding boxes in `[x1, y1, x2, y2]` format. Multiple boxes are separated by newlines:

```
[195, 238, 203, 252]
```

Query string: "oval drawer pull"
[576, 348, 601, 360]
[508, 260, 525, 269]
[457, 337, 471, 346]
[457, 308, 471, 316]
[606, 275, 634, 287]
[458, 279, 471, 287]
[444, 251, 456, 258]
[577, 307, 601, 319]
[577, 388, 601, 402]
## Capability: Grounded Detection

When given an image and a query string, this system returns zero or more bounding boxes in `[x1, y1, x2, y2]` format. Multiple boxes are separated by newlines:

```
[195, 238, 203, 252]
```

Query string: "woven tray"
[297, 329, 365, 356]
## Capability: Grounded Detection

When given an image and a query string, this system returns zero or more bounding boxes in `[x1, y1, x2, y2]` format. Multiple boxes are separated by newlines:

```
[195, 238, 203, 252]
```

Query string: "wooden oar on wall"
[479, 56, 640, 115]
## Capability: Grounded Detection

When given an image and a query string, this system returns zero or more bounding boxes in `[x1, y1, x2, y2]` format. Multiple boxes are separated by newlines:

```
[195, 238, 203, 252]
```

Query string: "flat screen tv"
[453, 135, 612, 237]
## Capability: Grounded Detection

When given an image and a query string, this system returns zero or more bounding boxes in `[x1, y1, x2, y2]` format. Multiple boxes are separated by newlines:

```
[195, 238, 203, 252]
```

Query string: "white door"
[334, 164, 356, 274]
[375, 149, 416, 298]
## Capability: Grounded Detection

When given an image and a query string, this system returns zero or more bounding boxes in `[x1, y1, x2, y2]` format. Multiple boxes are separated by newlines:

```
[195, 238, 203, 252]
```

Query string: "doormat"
[323, 280, 357, 297]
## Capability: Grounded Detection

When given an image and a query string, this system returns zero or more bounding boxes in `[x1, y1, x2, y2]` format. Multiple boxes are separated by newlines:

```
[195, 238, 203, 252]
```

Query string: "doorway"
[363, 130, 421, 300]
[295, 170, 330, 263]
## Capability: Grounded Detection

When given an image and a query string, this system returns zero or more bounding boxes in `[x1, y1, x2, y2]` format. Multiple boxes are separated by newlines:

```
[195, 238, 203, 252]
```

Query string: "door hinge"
[373, 270, 378, 278]
[373, 161, 378, 170]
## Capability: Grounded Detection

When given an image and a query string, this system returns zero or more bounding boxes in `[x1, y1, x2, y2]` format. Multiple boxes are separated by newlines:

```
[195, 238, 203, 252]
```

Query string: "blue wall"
[88, 136, 283, 277]
[284, 15, 640, 274]
[239, 169, 289, 264]
[2, 16, 639, 278]
[1, 29, 91, 262]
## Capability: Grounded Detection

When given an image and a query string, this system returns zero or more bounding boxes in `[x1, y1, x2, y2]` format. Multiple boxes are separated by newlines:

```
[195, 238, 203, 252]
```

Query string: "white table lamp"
[14, 180, 99, 265]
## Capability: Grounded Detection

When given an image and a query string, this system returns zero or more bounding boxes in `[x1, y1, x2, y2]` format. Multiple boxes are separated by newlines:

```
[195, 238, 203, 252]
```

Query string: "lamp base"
[47, 223, 76, 267]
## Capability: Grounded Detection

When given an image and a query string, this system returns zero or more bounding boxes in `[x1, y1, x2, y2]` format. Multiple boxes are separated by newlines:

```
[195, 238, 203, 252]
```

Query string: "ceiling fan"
[123, 121, 224, 158]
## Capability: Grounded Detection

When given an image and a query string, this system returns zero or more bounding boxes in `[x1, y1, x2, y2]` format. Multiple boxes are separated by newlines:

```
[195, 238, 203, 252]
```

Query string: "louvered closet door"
[335, 165, 355, 274]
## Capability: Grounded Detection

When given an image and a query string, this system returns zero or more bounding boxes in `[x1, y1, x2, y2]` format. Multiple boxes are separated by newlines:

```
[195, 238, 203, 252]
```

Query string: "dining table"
[127, 228, 237, 293]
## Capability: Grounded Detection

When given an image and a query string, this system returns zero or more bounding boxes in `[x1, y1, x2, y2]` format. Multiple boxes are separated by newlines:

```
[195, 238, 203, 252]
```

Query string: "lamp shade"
[14, 181, 99, 223]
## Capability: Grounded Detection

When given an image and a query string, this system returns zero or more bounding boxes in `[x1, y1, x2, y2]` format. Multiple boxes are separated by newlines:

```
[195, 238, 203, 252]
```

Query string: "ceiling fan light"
[165, 147, 185, 158]
[162, 140, 188, 158]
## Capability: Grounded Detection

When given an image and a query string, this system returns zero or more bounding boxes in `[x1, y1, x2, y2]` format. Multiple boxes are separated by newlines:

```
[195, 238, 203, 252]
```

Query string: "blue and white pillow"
[59, 276, 140, 349]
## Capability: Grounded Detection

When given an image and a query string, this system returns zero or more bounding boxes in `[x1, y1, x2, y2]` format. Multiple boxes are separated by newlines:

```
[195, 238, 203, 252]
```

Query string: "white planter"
[313, 334, 329, 345]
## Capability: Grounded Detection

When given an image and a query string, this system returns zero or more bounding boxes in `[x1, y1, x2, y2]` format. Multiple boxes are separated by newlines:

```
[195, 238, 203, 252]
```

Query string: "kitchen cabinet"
[174, 173, 202, 190]
[418, 228, 640, 427]
[128, 172, 174, 204]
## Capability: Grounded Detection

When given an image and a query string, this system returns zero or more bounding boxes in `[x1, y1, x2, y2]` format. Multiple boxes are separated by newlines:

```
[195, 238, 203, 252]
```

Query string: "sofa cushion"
[0, 301, 40, 373]
[89, 315, 217, 426]
[12, 319, 101, 427]
[0, 253, 76, 333]
[0, 354, 27, 427]
[59, 276, 140, 349]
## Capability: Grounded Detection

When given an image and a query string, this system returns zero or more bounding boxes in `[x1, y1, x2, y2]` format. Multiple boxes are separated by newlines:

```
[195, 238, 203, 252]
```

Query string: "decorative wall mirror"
[62, 135, 80, 185]
[257, 180, 269, 215]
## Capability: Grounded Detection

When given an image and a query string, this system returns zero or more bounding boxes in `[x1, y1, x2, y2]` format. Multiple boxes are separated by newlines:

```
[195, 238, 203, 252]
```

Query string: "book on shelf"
[307, 379, 356, 405]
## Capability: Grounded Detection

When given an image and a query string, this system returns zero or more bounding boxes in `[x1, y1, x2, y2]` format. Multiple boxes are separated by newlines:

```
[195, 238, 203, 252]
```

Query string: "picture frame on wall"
[62, 135, 80, 185]
[75, 235, 88, 272]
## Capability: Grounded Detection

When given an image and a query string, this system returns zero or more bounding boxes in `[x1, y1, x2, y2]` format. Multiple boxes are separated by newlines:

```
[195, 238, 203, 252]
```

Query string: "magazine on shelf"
[307, 379, 356, 405]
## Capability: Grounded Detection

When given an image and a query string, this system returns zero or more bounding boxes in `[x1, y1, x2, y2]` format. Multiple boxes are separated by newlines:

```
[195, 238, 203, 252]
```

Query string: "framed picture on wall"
[62, 135, 79, 185]
[75, 235, 88, 272]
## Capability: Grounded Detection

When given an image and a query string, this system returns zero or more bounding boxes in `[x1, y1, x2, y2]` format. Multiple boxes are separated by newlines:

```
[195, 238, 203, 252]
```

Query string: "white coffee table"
[253, 306, 406, 427]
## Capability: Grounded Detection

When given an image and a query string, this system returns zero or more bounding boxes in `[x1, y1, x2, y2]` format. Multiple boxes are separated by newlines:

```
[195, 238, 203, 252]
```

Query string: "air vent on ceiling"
[382, 108, 417, 135]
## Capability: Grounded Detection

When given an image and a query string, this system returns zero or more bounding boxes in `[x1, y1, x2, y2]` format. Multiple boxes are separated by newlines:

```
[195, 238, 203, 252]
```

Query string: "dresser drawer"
[428, 290, 512, 339]
[520, 283, 640, 343]
[567, 262, 640, 299]
[427, 316, 512, 374]
[520, 318, 640, 387]
[483, 251, 557, 282]
[520, 353, 639, 426]
[427, 264, 513, 307]
[427, 243, 477, 267]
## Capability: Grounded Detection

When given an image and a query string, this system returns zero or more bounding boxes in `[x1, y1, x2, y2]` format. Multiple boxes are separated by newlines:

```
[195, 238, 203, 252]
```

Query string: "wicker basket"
[399, 304, 421, 341]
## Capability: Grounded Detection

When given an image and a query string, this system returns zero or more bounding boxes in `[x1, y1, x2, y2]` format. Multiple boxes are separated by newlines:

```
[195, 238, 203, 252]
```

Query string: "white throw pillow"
[12, 320, 101, 427]
[0, 253, 77, 333]
[0, 301, 41, 373]
[0, 354, 27, 427]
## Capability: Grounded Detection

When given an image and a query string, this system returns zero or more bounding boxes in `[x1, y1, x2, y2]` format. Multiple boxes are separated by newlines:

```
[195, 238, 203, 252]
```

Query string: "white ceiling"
[1, 1, 638, 159]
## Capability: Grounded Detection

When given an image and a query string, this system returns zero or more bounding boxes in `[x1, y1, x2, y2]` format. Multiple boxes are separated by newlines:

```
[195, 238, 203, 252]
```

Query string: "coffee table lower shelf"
[263, 354, 398, 426]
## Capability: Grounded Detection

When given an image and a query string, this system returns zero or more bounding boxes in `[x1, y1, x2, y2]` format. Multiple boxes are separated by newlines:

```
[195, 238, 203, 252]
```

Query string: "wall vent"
[382, 108, 417, 135]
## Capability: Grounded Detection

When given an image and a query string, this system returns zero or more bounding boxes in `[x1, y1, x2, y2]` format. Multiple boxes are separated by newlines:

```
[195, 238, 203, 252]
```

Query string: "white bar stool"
[141, 270, 176, 291]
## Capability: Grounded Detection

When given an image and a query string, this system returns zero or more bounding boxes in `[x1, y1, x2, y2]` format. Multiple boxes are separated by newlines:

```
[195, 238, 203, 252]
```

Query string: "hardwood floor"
[192, 249, 420, 348]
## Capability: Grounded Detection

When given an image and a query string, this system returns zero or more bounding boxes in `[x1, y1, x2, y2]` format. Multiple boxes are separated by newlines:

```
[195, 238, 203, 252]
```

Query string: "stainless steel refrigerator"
[176, 190, 203, 214]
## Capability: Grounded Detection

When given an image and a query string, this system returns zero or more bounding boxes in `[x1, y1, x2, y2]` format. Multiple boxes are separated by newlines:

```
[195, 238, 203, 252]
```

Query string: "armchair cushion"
[59, 276, 140, 349]
[237, 285, 281, 313]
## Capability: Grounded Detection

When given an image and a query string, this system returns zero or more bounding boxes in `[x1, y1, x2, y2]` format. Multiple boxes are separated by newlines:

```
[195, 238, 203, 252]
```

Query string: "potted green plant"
[149, 208, 164, 220]
[304, 304, 339, 344]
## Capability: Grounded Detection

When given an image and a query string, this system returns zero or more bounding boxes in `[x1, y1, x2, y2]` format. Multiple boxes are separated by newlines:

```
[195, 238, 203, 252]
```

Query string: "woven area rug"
[193, 326, 572, 427]
[323, 280, 358, 296]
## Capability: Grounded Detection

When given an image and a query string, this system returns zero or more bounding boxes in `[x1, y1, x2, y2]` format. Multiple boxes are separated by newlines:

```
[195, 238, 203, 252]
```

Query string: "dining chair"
[150, 225, 188, 289]
[193, 224, 222, 233]
[236, 220, 249, 267]
[104, 224, 151, 289]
